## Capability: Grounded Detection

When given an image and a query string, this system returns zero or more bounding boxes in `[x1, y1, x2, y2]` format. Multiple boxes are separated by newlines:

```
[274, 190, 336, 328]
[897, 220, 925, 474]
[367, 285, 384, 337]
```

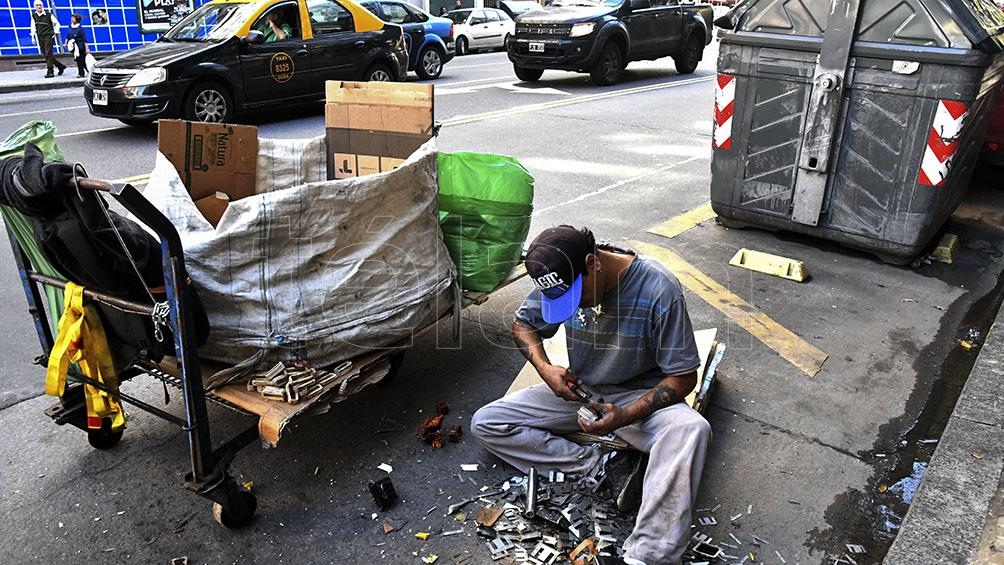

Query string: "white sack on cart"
[143, 136, 457, 368]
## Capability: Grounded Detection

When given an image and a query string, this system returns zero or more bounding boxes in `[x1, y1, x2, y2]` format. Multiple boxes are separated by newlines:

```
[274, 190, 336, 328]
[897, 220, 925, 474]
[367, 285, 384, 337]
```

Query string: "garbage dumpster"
[710, 0, 1004, 262]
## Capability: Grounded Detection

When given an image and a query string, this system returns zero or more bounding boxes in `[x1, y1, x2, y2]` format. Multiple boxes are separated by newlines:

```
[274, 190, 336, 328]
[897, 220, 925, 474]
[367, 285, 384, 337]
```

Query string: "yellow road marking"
[631, 240, 828, 377]
[112, 174, 150, 185]
[647, 202, 716, 239]
[441, 75, 715, 128]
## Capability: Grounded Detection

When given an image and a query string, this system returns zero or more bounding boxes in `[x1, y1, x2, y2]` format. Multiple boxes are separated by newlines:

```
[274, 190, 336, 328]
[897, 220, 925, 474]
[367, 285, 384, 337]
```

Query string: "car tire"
[184, 80, 233, 124]
[674, 33, 702, 75]
[415, 45, 445, 80]
[118, 118, 153, 127]
[590, 42, 622, 86]
[513, 65, 544, 82]
[364, 63, 395, 82]
[456, 36, 469, 56]
[503, 33, 511, 50]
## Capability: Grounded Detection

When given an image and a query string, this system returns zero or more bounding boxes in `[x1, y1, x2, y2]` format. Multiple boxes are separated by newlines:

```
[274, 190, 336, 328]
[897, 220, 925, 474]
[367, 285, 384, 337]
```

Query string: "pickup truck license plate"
[92, 89, 108, 106]
[528, 42, 545, 53]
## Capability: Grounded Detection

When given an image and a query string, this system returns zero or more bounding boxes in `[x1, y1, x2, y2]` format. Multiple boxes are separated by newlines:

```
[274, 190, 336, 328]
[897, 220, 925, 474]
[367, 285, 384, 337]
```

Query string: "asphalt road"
[1, 42, 1003, 565]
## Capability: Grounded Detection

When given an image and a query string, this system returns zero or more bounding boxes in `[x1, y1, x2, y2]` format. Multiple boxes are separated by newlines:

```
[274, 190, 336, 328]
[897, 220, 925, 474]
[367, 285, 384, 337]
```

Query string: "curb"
[0, 79, 85, 95]
[885, 309, 1004, 563]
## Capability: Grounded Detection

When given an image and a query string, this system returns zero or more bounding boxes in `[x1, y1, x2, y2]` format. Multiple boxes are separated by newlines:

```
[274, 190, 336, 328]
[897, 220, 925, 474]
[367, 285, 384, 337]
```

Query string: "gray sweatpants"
[471, 384, 711, 565]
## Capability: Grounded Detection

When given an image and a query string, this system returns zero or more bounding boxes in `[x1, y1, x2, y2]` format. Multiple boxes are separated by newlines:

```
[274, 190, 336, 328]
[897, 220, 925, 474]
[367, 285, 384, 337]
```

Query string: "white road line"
[434, 74, 514, 87]
[532, 156, 705, 217]
[0, 105, 88, 119]
[54, 125, 130, 138]
[445, 60, 510, 69]
[0, 91, 82, 105]
[442, 75, 714, 127]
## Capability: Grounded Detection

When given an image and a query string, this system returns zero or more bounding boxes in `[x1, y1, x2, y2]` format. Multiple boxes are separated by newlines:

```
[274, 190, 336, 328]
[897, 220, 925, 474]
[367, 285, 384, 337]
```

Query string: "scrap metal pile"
[243, 360, 353, 404]
[469, 469, 633, 564]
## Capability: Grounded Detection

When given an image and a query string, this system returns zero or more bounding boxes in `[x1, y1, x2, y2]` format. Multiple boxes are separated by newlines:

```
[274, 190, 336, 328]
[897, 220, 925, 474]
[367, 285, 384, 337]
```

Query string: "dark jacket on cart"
[0, 144, 209, 361]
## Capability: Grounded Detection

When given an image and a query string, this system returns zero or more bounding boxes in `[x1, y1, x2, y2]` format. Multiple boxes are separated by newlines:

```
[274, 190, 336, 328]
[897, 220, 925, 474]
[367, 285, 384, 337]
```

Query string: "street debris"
[421, 554, 439, 563]
[377, 463, 393, 474]
[418, 402, 464, 449]
[846, 543, 865, 554]
[369, 477, 398, 511]
[171, 558, 188, 565]
[416, 532, 431, 540]
[476, 505, 504, 527]
[382, 522, 395, 534]
[461, 464, 479, 472]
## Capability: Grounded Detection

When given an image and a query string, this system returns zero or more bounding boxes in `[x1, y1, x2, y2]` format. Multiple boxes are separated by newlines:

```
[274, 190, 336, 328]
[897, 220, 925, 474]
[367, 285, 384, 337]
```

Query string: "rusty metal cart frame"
[6, 176, 523, 528]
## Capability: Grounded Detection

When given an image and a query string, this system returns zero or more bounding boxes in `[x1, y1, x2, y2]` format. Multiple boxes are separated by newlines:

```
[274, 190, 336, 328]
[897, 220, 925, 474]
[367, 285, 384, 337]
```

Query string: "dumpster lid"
[717, 0, 1004, 53]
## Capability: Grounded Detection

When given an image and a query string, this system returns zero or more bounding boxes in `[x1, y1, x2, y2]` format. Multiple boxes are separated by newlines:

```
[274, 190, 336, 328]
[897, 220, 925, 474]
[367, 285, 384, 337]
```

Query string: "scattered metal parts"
[441, 528, 465, 537]
[487, 537, 515, 560]
[697, 516, 717, 526]
[775, 550, 787, 563]
[368, 477, 398, 511]
[529, 541, 561, 565]
[691, 542, 723, 560]
[752, 535, 771, 545]
[728, 533, 743, 545]
[846, 544, 866, 554]
[525, 467, 539, 519]
[548, 470, 565, 483]
[569, 539, 598, 565]
[730, 513, 743, 522]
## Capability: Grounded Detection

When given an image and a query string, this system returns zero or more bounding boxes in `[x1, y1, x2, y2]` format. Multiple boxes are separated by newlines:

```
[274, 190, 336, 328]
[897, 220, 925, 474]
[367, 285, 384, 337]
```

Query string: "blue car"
[361, 1, 455, 79]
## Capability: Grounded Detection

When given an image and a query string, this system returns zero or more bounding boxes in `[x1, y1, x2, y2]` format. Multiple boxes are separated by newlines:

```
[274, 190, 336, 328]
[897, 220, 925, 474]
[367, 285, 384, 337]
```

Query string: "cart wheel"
[212, 489, 257, 529]
[87, 420, 123, 450]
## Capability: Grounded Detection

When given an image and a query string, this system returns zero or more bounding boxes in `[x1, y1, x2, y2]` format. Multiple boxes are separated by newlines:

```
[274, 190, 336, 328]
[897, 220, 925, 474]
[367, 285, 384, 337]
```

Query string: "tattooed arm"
[578, 370, 698, 435]
[512, 319, 581, 401]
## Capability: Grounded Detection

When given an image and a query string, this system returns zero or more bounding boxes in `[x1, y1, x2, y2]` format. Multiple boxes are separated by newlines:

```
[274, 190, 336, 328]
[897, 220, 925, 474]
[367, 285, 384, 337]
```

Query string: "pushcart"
[5, 176, 525, 528]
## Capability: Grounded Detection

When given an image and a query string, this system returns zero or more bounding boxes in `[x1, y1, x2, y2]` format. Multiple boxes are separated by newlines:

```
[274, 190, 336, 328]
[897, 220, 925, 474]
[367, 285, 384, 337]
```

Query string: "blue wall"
[1, 0, 208, 56]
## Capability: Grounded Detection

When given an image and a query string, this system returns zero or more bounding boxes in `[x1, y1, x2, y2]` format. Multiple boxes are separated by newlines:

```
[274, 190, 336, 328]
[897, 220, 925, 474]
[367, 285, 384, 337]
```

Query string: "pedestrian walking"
[64, 13, 88, 78]
[29, 0, 66, 78]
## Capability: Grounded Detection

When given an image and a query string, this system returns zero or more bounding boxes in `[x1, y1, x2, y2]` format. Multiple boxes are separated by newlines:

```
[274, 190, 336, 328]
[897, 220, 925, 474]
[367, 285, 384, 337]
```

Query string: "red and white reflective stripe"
[918, 100, 969, 187]
[713, 74, 735, 150]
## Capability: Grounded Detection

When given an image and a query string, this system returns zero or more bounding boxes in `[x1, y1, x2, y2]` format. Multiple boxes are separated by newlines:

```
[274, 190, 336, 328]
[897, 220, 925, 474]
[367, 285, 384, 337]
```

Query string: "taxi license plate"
[528, 42, 545, 53]
[92, 89, 108, 106]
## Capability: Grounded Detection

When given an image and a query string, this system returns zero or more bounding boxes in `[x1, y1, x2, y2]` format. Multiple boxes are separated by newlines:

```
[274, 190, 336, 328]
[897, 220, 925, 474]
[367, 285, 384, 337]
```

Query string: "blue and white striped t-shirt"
[515, 251, 700, 389]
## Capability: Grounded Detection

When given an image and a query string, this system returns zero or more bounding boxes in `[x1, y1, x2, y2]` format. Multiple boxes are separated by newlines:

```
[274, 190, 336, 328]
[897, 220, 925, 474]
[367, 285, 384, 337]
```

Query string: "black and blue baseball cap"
[525, 226, 595, 324]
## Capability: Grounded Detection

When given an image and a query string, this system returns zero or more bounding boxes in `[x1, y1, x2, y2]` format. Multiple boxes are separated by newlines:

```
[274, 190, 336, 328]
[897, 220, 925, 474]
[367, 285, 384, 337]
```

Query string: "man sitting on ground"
[471, 225, 712, 565]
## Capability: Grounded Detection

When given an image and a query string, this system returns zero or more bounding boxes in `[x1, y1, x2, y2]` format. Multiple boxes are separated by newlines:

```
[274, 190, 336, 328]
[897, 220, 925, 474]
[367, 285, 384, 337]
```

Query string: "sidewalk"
[886, 304, 1004, 563]
[0, 67, 86, 95]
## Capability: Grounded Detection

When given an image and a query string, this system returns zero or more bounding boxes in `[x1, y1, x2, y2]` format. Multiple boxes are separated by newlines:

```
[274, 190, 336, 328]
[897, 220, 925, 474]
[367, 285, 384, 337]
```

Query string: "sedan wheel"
[185, 82, 232, 123]
[416, 47, 444, 80]
[365, 64, 394, 82]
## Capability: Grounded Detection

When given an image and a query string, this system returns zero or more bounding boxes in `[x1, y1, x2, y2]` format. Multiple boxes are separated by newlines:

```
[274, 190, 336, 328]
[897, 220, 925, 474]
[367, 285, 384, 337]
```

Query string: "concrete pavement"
[886, 303, 1004, 564]
[0, 66, 86, 94]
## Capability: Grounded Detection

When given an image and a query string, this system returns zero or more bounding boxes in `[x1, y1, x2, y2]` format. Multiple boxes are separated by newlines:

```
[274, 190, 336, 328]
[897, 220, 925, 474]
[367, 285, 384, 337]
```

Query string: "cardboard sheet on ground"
[505, 326, 719, 407]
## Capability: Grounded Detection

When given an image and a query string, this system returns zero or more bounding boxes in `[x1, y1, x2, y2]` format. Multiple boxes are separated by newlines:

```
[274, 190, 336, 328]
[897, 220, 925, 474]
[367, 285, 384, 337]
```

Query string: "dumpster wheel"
[212, 488, 257, 529]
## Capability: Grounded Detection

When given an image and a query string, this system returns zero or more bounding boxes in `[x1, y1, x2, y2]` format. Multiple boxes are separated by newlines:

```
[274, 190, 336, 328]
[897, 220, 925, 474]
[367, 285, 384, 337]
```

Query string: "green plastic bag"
[0, 121, 67, 329]
[438, 151, 534, 292]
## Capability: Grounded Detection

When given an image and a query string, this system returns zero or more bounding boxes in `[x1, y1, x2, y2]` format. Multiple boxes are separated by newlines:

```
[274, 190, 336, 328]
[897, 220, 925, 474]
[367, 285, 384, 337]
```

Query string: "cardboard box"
[158, 120, 258, 204]
[324, 81, 434, 180]
[193, 191, 230, 228]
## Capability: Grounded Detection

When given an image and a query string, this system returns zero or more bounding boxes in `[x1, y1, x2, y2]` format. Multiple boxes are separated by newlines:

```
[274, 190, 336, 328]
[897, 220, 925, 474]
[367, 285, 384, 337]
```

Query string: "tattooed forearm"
[513, 332, 533, 361]
[647, 385, 681, 411]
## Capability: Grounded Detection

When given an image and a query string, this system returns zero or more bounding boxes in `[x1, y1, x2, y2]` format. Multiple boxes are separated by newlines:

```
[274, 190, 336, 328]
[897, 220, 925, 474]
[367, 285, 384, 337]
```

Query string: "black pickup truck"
[506, 0, 713, 85]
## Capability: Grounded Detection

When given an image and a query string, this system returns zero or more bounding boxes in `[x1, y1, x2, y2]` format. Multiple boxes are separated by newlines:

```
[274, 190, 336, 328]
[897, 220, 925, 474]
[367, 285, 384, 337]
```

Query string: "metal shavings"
[729, 533, 743, 545]
[752, 535, 770, 545]
[730, 514, 743, 522]
[775, 550, 786, 563]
